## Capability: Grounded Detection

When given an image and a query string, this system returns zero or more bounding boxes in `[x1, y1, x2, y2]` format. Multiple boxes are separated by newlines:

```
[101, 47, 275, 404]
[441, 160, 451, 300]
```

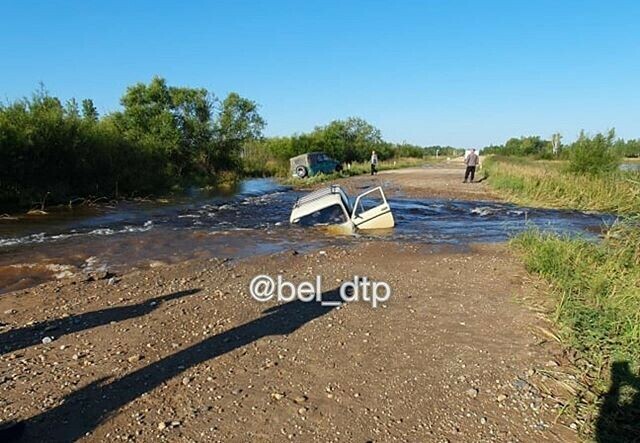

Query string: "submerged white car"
[289, 185, 394, 232]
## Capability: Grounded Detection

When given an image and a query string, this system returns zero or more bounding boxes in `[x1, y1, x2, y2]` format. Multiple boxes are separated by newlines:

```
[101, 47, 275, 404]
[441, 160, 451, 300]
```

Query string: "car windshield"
[297, 204, 347, 226]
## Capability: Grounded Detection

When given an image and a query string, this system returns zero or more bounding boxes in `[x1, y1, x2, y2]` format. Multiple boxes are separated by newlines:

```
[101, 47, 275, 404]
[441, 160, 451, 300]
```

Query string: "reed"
[492, 155, 640, 438]
[511, 221, 640, 436]
[484, 156, 640, 214]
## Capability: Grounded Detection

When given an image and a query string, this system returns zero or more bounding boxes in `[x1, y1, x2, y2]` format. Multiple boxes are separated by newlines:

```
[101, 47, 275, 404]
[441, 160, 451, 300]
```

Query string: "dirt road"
[0, 164, 577, 442]
[343, 159, 499, 201]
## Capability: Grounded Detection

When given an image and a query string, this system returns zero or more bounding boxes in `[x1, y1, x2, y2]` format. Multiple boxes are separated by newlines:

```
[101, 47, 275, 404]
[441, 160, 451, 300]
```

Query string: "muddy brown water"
[0, 178, 614, 294]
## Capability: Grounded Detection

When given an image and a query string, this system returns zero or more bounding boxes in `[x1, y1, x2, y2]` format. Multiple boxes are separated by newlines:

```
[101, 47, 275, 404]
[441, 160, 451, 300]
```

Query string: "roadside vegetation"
[242, 118, 461, 178]
[484, 131, 640, 440]
[512, 221, 639, 440]
[0, 78, 265, 209]
[484, 156, 640, 214]
[0, 81, 463, 210]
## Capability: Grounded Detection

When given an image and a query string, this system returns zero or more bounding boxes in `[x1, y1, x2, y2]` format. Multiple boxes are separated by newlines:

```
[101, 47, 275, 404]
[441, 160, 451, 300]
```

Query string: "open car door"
[351, 186, 395, 230]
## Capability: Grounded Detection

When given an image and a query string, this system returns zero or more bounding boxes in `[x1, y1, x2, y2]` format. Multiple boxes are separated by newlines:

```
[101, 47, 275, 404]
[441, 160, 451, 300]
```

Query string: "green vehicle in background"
[289, 152, 342, 178]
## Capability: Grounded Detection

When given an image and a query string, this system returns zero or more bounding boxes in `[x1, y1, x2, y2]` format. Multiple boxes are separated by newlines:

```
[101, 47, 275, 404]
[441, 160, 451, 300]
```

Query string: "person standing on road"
[370, 150, 379, 176]
[463, 148, 479, 183]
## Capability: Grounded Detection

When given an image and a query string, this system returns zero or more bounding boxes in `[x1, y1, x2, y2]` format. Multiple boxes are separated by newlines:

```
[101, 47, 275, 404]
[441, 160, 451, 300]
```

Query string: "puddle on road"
[0, 178, 614, 294]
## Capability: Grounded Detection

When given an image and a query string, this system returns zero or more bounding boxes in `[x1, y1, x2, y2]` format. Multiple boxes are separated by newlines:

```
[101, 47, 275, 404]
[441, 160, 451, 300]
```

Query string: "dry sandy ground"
[343, 160, 500, 201]
[0, 164, 578, 442]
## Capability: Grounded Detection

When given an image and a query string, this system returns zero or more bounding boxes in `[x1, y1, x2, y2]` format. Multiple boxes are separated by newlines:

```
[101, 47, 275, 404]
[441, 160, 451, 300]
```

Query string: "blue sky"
[2, 0, 639, 147]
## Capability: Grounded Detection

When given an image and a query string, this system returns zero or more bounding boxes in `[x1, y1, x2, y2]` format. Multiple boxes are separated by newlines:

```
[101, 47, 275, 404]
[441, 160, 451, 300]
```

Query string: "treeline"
[0, 77, 264, 208]
[613, 138, 640, 157]
[243, 117, 463, 176]
[482, 136, 553, 157]
[0, 78, 465, 208]
[482, 130, 639, 175]
[483, 131, 640, 159]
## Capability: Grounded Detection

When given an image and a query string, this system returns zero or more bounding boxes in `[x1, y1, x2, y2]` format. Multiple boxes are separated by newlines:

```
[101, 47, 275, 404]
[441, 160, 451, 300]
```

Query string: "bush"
[567, 130, 620, 175]
[0, 79, 266, 208]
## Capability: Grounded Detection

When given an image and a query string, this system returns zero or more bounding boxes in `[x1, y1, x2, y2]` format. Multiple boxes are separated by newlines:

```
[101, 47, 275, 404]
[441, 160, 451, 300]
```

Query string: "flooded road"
[0, 178, 613, 294]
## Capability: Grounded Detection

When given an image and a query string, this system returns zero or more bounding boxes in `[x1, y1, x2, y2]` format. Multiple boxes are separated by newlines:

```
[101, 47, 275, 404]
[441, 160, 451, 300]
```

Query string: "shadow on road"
[14, 289, 342, 442]
[595, 361, 640, 443]
[0, 289, 201, 356]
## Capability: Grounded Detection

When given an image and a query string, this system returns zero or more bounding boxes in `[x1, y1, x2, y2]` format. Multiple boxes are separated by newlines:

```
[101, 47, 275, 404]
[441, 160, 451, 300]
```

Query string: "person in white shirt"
[463, 149, 479, 183]
[370, 150, 378, 175]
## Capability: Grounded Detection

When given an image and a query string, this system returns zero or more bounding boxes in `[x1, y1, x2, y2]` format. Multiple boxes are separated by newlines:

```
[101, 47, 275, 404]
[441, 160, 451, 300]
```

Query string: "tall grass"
[512, 221, 640, 437]
[513, 224, 640, 368]
[490, 155, 640, 438]
[484, 156, 640, 214]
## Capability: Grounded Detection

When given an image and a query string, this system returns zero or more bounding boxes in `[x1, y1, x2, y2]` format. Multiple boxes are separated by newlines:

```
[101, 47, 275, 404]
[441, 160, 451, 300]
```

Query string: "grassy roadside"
[485, 156, 640, 441]
[483, 155, 640, 214]
[512, 223, 640, 440]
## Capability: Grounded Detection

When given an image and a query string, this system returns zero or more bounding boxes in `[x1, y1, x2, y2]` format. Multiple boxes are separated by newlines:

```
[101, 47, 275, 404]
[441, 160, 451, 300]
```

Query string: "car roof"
[290, 152, 326, 160]
[290, 185, 350, 223]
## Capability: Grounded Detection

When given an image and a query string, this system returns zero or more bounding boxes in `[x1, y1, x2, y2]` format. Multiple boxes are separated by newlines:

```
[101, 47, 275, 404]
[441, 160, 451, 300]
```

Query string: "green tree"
[117, 77, 181, 167]
[82, 99, 99, 122]
[65, 98, 80, 119]
[116, 77, 207, 177]
[567, 129, 620, 175]
[485, 136, 551, 157]
[310, 117, 384, 162]
[0, 78, 267, 207]
[211, 92, 265, 171]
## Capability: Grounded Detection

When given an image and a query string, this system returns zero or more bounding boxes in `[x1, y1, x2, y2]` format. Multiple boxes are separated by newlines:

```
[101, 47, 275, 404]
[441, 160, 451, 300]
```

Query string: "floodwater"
[620, 161, 640, 172]
[0, 178, 614, 294]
